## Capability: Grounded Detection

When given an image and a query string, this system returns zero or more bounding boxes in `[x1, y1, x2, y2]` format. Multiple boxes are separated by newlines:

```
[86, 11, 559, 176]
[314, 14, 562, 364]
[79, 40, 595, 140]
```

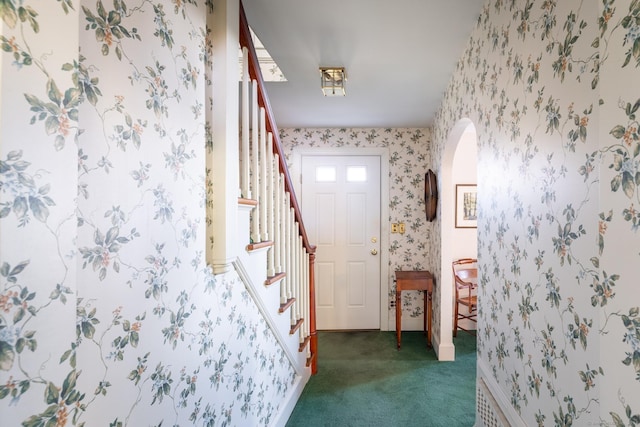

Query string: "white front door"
[301, 155, 381, 330]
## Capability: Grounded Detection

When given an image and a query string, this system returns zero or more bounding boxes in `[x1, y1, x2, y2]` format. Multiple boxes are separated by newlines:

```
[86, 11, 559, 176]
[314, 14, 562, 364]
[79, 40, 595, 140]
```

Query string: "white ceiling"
[241, 0, 484, 129]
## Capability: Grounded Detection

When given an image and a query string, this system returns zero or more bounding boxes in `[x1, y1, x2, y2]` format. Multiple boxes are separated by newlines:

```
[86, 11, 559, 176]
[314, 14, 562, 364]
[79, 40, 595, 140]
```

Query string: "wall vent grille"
[476, 376, 508, 427]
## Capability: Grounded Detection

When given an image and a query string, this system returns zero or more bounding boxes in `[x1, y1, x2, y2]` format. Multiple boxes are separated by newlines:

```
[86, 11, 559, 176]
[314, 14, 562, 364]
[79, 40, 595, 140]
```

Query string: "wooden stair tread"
[298, 335, 310, 352]
[290, 318, 303, 335]
[265, 272, 286, 286]
[306, 352, 316, 368]
[238, 197, 258, 206]
[246, 240, 273, 251]
[279, 298, 295, 313]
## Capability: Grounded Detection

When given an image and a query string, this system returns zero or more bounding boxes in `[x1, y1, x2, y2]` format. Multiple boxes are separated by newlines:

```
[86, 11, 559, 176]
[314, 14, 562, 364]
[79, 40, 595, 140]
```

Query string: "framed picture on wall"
[455, 184, 477, 228]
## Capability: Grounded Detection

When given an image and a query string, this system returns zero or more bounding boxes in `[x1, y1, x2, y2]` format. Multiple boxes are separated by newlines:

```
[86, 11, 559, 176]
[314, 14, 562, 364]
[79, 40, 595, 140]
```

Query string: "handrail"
[239, 3, 314, 255]
[239, 0, 317, 375]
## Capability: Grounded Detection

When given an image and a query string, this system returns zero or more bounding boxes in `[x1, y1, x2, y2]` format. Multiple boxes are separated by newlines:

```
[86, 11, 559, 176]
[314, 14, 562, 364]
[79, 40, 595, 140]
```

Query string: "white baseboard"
[433, 332, 455, 361]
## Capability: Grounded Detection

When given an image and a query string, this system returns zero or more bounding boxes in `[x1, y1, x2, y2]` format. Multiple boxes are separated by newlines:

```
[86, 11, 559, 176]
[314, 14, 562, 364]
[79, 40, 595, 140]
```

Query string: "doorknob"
[370, 249, 378, 255]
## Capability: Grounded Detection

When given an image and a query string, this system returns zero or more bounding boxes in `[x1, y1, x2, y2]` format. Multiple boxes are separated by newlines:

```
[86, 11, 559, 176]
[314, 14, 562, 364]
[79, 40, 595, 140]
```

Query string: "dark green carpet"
[286, 331, 476, 427]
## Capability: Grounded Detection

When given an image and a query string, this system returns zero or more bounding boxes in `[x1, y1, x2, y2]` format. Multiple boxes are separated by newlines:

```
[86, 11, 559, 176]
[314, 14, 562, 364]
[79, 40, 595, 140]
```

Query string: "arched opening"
[438, 119, 477, 360]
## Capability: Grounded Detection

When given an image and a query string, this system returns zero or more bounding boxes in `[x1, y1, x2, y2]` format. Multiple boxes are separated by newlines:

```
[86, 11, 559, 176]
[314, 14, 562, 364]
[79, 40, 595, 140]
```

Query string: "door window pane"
[346, 166, 367, 182]
[316, 166, 336, 182]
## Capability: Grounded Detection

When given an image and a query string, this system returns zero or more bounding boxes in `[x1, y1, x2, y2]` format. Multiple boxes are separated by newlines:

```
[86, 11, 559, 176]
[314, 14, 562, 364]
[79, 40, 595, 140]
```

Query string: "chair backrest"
[452, 258, 478, 287]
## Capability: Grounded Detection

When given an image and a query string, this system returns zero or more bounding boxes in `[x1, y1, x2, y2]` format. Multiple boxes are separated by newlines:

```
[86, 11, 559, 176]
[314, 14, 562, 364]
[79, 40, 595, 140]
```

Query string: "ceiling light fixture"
[319, 67, 346, 96]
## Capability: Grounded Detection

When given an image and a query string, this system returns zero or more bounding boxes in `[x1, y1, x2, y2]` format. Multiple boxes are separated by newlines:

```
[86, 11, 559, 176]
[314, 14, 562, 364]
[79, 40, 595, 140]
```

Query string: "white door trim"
[291, 147, 390, 331]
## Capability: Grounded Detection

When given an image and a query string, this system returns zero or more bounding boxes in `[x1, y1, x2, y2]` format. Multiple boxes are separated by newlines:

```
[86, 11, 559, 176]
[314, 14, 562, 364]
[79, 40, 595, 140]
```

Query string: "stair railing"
[239, 2, 317, 374]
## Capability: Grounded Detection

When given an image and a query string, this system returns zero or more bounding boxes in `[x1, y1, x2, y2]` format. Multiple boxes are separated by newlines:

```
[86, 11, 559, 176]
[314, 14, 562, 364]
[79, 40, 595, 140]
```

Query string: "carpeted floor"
[286, 330, 476, 427]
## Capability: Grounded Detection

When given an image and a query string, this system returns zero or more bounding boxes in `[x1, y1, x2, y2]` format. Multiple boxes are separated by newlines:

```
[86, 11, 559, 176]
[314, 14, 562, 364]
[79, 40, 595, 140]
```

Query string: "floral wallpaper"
[432, 0, 640, 425]
[3, 0, 639, 426]
[1, 0, 297, 426]
[279, 128, 433, 329]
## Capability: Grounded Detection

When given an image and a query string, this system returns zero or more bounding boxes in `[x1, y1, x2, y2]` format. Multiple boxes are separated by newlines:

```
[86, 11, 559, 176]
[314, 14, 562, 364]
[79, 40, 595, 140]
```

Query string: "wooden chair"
[452, 258, 478, 337]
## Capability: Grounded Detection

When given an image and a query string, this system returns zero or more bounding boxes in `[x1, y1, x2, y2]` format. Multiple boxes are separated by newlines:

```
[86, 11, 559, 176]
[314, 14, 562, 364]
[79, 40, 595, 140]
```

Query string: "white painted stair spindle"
[289, 206, 295, 327]
[298, 235, 305, 344]
[293, 224, 304, 321]
[278, 174, 287, 305]
[304, 251, 310, 341]
[274, 163, 282, 274]
[250, 80, 260, 243]
[240, 47, 250, 199]
[258, 107, 268, 242]
[266, 133, 275, 276]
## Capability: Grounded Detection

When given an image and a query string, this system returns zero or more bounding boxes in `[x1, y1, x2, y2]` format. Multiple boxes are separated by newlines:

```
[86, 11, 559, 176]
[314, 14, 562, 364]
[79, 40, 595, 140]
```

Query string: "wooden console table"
[395, 270, 434, 349]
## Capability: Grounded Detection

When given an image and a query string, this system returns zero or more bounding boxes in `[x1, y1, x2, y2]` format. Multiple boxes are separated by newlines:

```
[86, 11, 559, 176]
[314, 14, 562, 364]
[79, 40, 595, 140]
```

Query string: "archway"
[437, 119, 477, 360]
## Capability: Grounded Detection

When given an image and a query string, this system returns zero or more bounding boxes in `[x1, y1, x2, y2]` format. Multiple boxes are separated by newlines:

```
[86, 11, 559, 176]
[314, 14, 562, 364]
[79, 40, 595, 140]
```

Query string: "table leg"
[427, 291, 432, 348]
[423, 291, 427, 336]
[396, 290, 401, 349]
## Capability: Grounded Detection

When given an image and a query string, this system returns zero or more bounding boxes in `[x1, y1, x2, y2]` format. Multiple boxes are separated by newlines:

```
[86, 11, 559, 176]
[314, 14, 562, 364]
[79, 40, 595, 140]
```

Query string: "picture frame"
[455, 184, 477, 228]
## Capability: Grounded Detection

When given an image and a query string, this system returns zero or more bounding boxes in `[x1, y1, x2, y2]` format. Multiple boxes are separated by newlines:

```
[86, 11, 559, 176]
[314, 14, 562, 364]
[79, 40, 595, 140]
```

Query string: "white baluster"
[291, 217, 298, 326]
[286, 197, 293, 302]
[279, 174, 286, 305]
[266, 133, 275, 277]
[308, 249, 312, 356]
[288, 205, 295, 327]
[240, 47, 250, 199]
[304, 251, 310, 340]
[259, 107, 268, 242]
[298, 235, 305, 344]
[284, 197, 291, 315]
[274, 161, 282, 273]
[295, 222, 302, 324]
[250, 80, 260, 243]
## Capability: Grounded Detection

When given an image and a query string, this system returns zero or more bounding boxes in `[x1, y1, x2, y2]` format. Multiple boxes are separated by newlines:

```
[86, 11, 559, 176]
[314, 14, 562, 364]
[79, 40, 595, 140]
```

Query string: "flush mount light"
[319, 67, 346, 96]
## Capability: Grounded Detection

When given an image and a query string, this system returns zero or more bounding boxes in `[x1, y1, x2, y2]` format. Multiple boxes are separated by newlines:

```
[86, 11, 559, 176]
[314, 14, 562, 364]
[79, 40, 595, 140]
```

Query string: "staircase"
[234, 0, 317, 384]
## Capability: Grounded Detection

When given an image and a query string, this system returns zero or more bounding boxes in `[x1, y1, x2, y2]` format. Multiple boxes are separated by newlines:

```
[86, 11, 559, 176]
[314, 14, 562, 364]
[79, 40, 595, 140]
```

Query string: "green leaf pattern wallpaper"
[0, 1, 295, 425]
[2, 0, 640, 426]
[431, 0, 640, 425]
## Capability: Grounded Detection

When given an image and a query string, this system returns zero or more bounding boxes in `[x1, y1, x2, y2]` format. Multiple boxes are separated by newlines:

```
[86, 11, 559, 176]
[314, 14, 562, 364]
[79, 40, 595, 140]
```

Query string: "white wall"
[451, 127, 478, 261]
[451, 127, 478, 333]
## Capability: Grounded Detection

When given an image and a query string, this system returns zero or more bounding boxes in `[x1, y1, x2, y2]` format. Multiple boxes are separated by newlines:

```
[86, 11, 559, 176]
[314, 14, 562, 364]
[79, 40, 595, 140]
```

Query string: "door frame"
[291, 147, 391, 331]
